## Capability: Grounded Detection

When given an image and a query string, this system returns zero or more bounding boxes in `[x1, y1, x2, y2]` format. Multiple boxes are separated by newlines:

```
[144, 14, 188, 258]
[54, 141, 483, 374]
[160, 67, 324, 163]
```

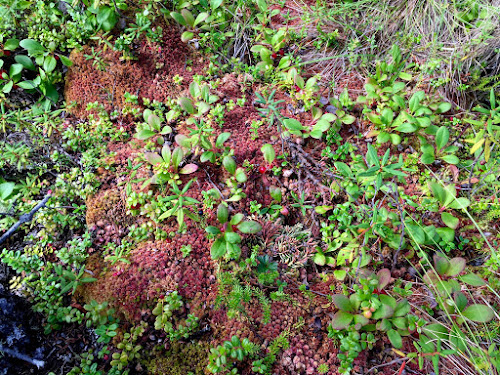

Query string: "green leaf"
[366, 144, 380, 168]
[179, 97, 194, 114]
[256, 0, 267, 11]
[135, 129, 156, 140]
[3, 80, 14, 93]
[398, 72, 412, 81]
[97, 6, 118, 31]
[332, 294, 354, 312]
[405, 222, 426, 244]
[437, 102, 452, 114]
[462, 304, 495, 323]
[205, 226, 221, 235]
[313, 251, 326, 266]
[283, 118, 303, 132]
[459, 273, 486, 287]
[222, 156, 236, 175]
[194, 12, 209, 27]
[19, 39, 45, 55]
[181, 31, 194, 42]
[395, 122, 418, 133]
[224, 232, 241, 244]
[211, 238, 226, 259]
[261, 144, 275, 164]
[179, 163, 198, 174]
[433, 255, 450, 276]
[145, 152, 163, 166]
[170, 11, 186, 26]
[217, 203, 228, 224]
[172, 147, 183, 168]
[441, 212, 459, 229]
[237, 221, 262, 234]
[429, 181, 446, 206]
[211, 0, 223, 10]
[43, 55, 57, 73]
[14, 55, 35, 70]
[435, 126, 449, 151]
[4, 38, 19, 51]
[334, 270, 347, 280]
[454, 292, 468, 312]
[394, 299, 411, 317]
[0, 182, 15, 200]
[440, 154, 459, 165]
[436, 227, 455, 242]
[333, 162, 352, 177]
[147, 113, 161, 129]
[9, 63, 23, 77]
[216, 132, 231, 148]
[448, 197, 470, 210]
[446, 257, 466, 276]
[387, 329, 403, 349]
[423, 323, 448, 341]
[58, 54, 73, 67]
[331, 310, 354, 330]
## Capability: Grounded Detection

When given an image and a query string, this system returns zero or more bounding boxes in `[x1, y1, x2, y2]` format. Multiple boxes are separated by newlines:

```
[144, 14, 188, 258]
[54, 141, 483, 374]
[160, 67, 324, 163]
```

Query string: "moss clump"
[146, 341, 211, 375]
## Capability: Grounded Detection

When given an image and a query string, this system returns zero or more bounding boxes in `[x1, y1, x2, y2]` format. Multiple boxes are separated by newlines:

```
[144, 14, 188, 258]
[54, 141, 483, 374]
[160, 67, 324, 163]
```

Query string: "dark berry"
[258, 166, 267, 174]
[271, 52, 277, 59]
[279, 49, 284, 56]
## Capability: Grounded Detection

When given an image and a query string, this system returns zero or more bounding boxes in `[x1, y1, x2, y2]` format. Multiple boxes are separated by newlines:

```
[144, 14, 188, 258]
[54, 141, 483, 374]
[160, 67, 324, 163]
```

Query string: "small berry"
[55, 55, 60, 60]
[3, 50, 10, 56]
[294, 85, 301, 93]
[103, 355, 109, 361]
[363, 310, 372, 319]
[279, 49, 284, 56]
[258, 165, 267, 174]
[271, 52, 277, 59]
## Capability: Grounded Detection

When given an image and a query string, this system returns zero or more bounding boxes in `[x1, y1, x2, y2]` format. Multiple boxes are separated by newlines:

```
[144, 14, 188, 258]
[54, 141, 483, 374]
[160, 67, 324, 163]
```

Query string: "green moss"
[146, 341, 211, 375]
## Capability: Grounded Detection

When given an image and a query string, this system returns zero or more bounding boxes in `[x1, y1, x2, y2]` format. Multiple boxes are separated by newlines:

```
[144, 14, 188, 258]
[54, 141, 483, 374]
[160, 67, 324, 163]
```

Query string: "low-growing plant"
[206, 203, 262, 260]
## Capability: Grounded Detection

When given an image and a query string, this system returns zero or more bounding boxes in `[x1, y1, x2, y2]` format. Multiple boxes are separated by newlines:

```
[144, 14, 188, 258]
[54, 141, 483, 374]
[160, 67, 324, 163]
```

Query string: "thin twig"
[0, 344, 45, 369]
[0, 193, 51, 246]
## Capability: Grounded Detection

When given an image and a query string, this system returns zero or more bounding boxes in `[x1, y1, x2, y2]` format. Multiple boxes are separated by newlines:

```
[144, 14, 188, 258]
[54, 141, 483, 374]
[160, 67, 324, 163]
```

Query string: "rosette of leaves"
[200, 132, 232, 163]
[282, 112, 338, 139]
[330, 269, 424, 350]
[421, 126, 459, 165]
[255, 255, 279, 285]
[423, 254, 494, 323]
[178, 81, 218, 119]
[207, 336, 258, 374]
[144, 143, 198, 186]
[170, 9, 209, 42]
[429, 181, 470, 237]
[1, 38, 72, 106]
[134, 108, 172, 145]
[157, 178, 200, 231]
[250, 28, 290, 74]
[222, 155, 247, 201]
[391, 91, 451, 134]
[206, 203, 262, 260]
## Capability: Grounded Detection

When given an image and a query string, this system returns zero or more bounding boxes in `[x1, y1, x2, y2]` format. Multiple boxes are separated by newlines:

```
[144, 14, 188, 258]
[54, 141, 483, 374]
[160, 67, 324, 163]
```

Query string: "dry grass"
[281, 0, 500, 108]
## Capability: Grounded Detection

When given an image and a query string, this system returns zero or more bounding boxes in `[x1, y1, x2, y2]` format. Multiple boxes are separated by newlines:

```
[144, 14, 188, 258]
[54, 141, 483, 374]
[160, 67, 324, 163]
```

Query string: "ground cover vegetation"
[1, 0, 500, 374]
